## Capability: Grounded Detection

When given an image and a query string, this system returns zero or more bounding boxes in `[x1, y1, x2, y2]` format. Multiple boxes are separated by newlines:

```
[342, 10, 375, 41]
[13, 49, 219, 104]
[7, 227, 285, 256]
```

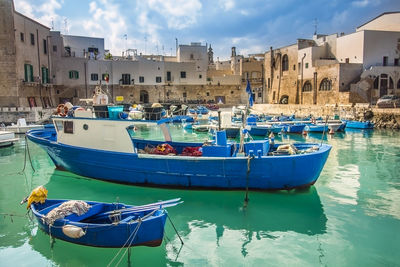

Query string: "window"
[30, 33, 34, 45]
[121, 74, 130, 85]
[180, 71, 186, 78]
[206, 92, 210, 96]
[166, 71, 171, 81]
[41, 67, 49, 84]
[258, 92, 262, 97]
[345, 58, 349, 63]
[91, 73, 98, 81]
[268, 78, 270, 88]
[272, 91, 276, 100]
[183, 92, 187, 98]
[64, 121, 74, 134]
[20, 32, 24, 42]
[43, 39, 47, 54]
[383, 56, 388, 66]
[302, 81, 312, 92]
[389, 77, 394, 89]
[190, 54, 194, 60]
[397, 79, 400, 89]
[102, 73, 109, 81]
[156, 76, 162, 83]
[24, 64, 34, 82]
[395, 58, 399, 66]
[68, 70, 79, 79]
[305, 63, 309, 69]
[293, 64, 296, 71]
[53, 45, 57, 52]
[282, 54, 289, 71]
[199, 74, 202, 79]
[319, 78, 332, 91]
[139, 76, 144, 83]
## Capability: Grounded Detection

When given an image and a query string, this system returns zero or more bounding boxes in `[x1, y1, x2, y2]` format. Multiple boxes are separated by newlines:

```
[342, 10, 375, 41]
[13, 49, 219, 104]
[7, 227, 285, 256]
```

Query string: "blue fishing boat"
[282, 123, 307, 133]
[305, 124, 329, 133]
[29, 194, 180, 248]
[345, 120, 374, 129]
[26, 117, 331, 190]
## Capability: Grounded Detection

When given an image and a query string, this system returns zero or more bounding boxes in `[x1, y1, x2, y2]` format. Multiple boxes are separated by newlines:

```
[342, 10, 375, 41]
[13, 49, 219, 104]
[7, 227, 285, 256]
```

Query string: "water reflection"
[23, 171, 327, 265]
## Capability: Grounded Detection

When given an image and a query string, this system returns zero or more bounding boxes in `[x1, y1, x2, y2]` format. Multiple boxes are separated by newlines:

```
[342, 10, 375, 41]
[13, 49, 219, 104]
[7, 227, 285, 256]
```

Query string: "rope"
[107, 219, 143, 267]
[320, 115, 329, 147]
[19, 136, 35, 174]
[167, 213, 184, 245]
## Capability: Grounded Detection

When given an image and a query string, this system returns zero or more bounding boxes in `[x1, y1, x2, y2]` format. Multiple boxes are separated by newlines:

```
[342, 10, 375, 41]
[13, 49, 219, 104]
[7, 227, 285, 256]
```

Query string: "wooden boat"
[26, 117, 331, 190]
[30, 197, 181, 248]
[0, 131, 19, 148]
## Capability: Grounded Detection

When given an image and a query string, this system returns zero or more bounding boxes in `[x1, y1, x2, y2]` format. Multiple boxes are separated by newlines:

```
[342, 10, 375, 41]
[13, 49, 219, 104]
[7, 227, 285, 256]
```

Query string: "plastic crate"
[107, 106, 124, 119]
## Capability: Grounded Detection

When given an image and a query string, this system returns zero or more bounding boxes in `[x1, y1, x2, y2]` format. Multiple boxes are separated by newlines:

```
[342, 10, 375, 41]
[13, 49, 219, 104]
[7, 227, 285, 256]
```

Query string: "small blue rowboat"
[30, 198, 181, 248]
[305, 124, 328, 133]
[282, 124, 306, 133]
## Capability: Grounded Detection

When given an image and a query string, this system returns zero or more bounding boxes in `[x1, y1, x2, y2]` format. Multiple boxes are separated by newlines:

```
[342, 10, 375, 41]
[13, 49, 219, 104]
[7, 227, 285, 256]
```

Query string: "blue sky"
[14, 0, 400, 60]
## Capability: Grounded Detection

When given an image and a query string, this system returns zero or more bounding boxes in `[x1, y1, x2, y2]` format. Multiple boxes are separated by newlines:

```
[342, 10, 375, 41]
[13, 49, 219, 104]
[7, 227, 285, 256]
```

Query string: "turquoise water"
[1, 126, 399, 266]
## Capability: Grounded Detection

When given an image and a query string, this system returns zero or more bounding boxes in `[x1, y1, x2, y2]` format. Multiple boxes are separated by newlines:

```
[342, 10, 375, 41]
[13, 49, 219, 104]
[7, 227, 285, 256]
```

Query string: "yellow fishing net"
[27, 186, 48, 209]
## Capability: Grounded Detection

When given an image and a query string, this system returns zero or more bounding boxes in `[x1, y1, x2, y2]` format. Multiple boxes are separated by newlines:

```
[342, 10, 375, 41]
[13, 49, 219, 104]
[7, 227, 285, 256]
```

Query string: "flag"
[246, 79, 253, 107]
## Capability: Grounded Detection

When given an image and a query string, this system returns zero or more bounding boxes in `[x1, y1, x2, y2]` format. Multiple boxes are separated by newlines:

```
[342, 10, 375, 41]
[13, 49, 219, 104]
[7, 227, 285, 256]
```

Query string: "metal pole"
[218, 110, 221, 131]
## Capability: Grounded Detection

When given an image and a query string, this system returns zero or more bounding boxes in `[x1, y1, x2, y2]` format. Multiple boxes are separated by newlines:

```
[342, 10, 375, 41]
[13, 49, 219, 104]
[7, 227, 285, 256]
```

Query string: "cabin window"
[64, 121, 74, 134]
[55, 120, 63, 132]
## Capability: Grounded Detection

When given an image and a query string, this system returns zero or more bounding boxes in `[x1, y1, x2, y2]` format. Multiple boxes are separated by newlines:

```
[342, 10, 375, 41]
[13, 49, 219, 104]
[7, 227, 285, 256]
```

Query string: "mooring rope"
[19, 136, 35, 174]
[107, 219, 142, 267]
[244, 154, 254, 207]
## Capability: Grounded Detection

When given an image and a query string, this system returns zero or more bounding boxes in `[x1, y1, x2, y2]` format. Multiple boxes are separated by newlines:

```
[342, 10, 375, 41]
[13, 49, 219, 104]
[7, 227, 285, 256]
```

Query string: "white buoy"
[62, 225, 85, 238]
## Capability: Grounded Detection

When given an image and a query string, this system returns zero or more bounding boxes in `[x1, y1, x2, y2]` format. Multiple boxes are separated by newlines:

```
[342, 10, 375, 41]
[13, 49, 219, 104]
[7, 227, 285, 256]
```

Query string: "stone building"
[264, 12, 400, 105]
[0, 0, 53, 108]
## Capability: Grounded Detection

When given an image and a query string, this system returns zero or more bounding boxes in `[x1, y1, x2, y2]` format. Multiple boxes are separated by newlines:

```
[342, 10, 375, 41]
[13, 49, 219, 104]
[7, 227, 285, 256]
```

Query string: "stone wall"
[0, 0, 18, 107]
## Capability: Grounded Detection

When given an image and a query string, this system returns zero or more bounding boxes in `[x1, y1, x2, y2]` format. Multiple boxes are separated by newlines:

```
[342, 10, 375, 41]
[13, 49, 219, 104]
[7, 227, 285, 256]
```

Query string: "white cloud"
[219, 0, 235, 11]
[14, 0, 62, 29]
[352, 0, 370, 7]
[146, 0, 202, 30]
[82, 0, 128, 56]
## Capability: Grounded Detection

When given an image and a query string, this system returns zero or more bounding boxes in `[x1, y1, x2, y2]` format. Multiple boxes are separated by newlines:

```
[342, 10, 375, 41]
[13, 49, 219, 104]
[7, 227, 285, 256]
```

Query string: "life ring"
[57, 104, 68, 117]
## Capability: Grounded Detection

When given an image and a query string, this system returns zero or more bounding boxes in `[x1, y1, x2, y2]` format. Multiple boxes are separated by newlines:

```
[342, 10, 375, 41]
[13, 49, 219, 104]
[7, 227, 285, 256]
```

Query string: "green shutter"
[29, 65, 33, 82]
[69, 71, 72, 79]
[76, 71, 79, 79]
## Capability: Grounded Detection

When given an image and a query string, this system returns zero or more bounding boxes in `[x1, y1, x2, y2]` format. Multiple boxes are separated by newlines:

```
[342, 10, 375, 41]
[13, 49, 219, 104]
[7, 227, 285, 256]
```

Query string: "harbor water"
[0, 125, 399, 266]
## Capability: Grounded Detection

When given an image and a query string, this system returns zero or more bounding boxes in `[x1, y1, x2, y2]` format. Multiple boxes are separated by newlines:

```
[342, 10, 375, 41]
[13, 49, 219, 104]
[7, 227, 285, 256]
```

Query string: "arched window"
[282, 54, 289, 71]
[319, 78, 332, 91]
[302, 81, 312, 92]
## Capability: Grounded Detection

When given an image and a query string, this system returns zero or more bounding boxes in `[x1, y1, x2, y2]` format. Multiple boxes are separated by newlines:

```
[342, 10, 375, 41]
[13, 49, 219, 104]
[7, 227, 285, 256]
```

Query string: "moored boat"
[0, 131, 19, 148]
[26, 117, 331, 190]
[27, 186, 179, 248]
[345, 120, 374, 129]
